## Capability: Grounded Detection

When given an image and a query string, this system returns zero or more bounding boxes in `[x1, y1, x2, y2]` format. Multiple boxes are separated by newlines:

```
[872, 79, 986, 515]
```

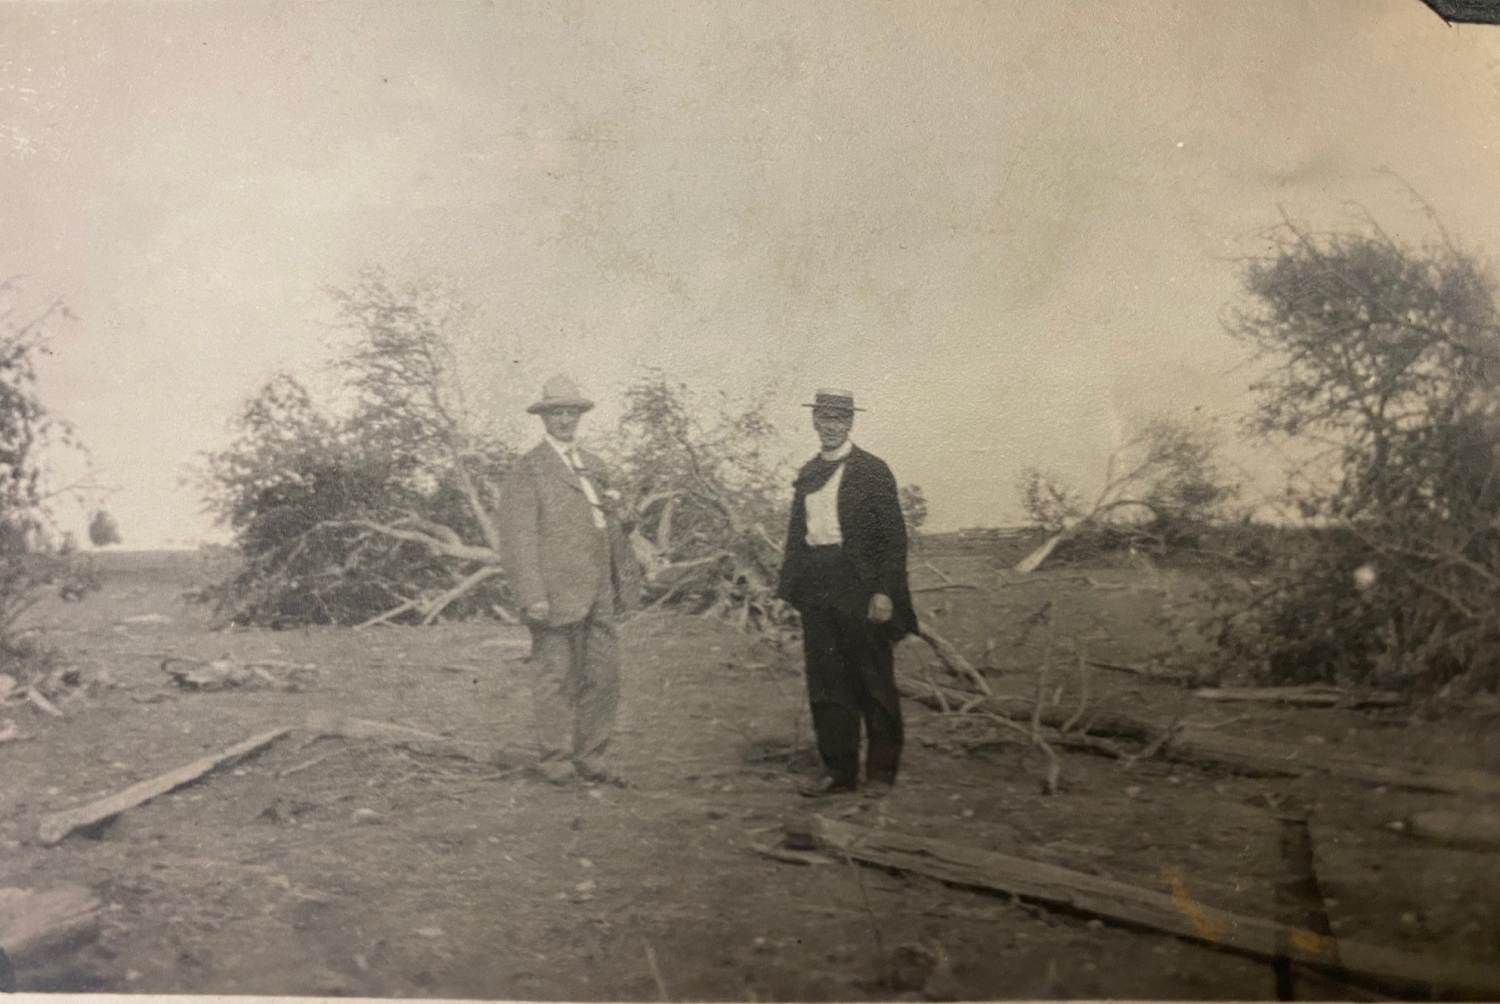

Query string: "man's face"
[541, 406, 585, 442]
[812, 408, 854, 451]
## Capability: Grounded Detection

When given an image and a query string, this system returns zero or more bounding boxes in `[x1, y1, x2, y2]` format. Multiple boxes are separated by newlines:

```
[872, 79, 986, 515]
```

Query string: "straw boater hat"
[527, 374, 595, 414]
[802, 387, 865, 413]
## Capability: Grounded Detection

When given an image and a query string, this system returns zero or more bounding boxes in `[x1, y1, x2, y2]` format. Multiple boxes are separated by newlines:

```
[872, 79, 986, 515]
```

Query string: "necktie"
[566, 447, 605, 529]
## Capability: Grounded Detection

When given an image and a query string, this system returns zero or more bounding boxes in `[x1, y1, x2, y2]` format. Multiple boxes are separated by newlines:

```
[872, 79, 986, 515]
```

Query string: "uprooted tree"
[1201, 213, 1500, 695]
[1, 278, 108, 674]
[1013, 414, 1240, 573]
[198, 269, 515, 627]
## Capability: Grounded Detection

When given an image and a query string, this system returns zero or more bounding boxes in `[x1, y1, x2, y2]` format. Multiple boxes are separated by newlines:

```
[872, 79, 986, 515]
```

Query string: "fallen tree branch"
[805, 815, 1500, 1000]
[323, 518, 498, 564]
[1087, 659, 1191, 683]
[916, 627, 991, 695]
[1059, 650, 1090, 735]
[302, 713, 502, 765]
[37, 728, 291, 845]
[420, 564, 507, 626]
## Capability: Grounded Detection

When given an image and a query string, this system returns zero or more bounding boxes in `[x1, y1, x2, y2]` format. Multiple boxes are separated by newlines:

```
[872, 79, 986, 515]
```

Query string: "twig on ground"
[921, 560, 955, 585]
[911, 583, 981, 594]
[644, 939, 671, 1001]
[922, 666, 951, 713]
[25, 688, 63, 718]
[278, 746, 352, 779]
[1124, 717, 1184, 769]
[1060, 649, 1090, 735]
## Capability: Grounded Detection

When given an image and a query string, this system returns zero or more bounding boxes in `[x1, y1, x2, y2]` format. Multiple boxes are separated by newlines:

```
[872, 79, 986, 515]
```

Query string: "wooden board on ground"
[1193, 685, 1404, 709]
[36, 728, 291, 846]
[1396, 809, 1500, 851]
[808, 815, 1500, 999]
[0, 885, 102, 972]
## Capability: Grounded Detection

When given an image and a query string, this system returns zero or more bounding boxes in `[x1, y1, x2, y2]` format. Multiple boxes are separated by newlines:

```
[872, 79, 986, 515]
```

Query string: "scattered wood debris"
[0, 884, 103, 984]
[37, 728, 291, 845]
[899, 664, 1500, 798]
[161, 656, 315, 692]
[799, 815, 1500, 1000]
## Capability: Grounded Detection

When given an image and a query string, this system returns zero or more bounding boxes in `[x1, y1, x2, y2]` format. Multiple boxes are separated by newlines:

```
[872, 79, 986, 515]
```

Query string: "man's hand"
[868, 593, 893, 624]
[524, 601, 551, 624]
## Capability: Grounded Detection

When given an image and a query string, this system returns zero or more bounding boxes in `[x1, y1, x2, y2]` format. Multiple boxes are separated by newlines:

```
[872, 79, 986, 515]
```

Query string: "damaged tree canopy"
[198, 279, 927, 632]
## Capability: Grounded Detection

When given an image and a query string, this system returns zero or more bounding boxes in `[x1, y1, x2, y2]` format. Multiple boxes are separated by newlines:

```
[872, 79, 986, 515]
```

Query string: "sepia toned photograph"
[3, 0, 1500, 999]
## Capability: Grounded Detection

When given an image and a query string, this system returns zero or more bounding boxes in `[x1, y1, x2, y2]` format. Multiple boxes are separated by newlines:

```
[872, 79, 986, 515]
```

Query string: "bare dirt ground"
[3, 546, 1499, 1000]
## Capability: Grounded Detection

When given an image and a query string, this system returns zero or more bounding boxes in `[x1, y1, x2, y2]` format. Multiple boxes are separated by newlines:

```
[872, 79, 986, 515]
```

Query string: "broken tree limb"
[0, 884, 102, 978]
[1192, 686, 1404, 709]
[896, 670, 1500, 798]
[806, 815, 1500, 1000]
[915, 628, 991, 694]
[36, 728, 291, 846]
[1087, 659, 1191, 683]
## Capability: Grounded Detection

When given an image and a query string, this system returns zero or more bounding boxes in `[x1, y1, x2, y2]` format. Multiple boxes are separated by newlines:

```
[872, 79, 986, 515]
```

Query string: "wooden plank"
[37, 728, 290, 846]
[1193, 685, 1403, 709]
[1397, 809, 1500, 851]
[810, 815, 1500, 999]
[0, 884, 102, 973]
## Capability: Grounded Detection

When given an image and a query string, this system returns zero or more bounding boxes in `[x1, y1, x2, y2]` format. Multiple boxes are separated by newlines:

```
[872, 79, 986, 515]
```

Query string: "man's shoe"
[863, 780, 894, 800]
[798, 775, 857, 798]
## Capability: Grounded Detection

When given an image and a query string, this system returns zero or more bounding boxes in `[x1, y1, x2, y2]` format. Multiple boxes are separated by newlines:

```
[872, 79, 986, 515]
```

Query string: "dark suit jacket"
[498, 441, 639, 626]
[776, 445, 918, 640]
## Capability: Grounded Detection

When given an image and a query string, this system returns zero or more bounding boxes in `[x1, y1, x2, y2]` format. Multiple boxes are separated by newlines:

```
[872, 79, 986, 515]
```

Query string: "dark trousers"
[795, 549, 904, 785]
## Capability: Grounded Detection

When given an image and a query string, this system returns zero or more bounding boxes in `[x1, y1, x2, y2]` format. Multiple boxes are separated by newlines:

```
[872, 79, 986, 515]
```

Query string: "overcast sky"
[5, 0, 1500, 548]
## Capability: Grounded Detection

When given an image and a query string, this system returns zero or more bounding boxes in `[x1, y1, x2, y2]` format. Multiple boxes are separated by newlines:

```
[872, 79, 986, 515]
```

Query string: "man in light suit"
[499, 375, 635, 785]
[777, 388, 918, 798]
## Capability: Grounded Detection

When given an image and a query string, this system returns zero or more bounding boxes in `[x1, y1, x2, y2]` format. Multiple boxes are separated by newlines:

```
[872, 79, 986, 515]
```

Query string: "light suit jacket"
[498, 441, 638, 626]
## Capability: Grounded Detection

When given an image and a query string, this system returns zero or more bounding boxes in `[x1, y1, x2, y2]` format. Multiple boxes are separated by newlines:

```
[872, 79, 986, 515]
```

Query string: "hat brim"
[802, 403, 864, 412]
[527, 398, 595, 414]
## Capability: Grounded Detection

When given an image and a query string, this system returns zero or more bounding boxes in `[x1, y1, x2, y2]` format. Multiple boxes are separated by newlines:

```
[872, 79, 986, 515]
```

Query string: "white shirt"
[804, 440, 852, 546]
[546, 435, 605, 530]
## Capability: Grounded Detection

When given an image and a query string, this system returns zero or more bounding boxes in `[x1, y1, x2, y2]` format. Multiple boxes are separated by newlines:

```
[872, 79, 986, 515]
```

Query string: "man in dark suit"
[498, 375, 636, 785]
[777, 388, 918, 797]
